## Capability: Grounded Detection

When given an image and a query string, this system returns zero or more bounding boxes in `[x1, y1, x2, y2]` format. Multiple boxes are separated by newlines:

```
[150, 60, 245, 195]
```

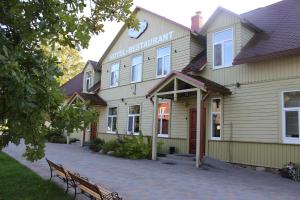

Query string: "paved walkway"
[3, 142, 300, 200]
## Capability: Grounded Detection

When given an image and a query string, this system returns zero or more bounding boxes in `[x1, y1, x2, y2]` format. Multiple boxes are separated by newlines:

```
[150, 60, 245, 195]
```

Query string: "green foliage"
[114, 135, 152, 159]
[42, 44, 85, 85]
[0, 152, 72, 200]
[101, 134, 152, 160]
[0, 0, 136, 161]
[89, 138, 105, 152]
[50, 101, 99, 134]
[48, 135, 67, 144]
[102, 140, 121, 154]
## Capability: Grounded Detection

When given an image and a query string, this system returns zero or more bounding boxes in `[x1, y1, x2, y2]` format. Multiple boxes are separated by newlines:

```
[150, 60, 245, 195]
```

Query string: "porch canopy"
[67, 92, 107, 107]
[147, 71, 230, 167]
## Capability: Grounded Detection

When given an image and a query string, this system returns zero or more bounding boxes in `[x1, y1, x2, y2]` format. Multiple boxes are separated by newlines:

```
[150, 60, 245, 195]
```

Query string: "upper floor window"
[157, 46, 171, 78]
[107, 107, 118, 133]
[282, 91, 300, 144]
[213, 28, 233, 69]
[211, 98, 221, 140]
[85, 71, 92, 91]
[127, 105, 141, 134]
[110, 63, 119, 87]
[131, 55, 142, 83]
[157, 102, 170, 137]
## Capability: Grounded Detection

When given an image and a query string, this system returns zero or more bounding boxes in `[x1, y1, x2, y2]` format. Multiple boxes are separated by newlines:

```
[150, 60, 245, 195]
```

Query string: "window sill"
[158, 134, 169, 138]
[210, 137, 221, 141]
[283, 138, 300, 144]
[109, 85, 118, 88]
[156, 75, 167, 79]
[131, 80, 142, 84]
[106, 131, 117, 134]
[212, 65, 232, 70]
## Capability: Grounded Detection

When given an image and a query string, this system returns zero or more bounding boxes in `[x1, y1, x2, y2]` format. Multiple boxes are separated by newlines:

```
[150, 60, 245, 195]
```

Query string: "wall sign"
[128, 20, 148, 39]
[109, 31, 174, 61]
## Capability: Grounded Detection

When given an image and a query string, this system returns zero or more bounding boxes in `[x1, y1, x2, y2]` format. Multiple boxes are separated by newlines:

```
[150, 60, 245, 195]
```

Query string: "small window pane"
[212, 99, 221, 112]
[164, 55, 170, 75]
[157, 58, 163, 76]
[109, 107, 117, 115]
[108, 117, 112, 131]
[214, 44, 222, 66]
[129, 105, 140, 114]
[214, 29, 232, 43]
[112, 117, 117, 131]
[132, 65, 137, 82]
[285, 111, 299, 138]
[212, 113, 221, 138]
[134, 116, 140, 133]
[128, 116, 133, 132]
[284, 91, 300, 108]
[158, 47, 170, 57]
[224, 40, 233, 66]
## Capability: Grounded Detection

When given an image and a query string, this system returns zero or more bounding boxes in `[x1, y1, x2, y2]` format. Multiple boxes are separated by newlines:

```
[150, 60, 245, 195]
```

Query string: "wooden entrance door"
[189, 106, 206, 156]
[189, 108, 197, 154]
[90, 122, 97, 140]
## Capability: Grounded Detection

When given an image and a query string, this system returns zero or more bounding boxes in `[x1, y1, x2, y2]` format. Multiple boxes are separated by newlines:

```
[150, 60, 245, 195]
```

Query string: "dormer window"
[213, 28, 233, 69]
[85, 71, 92, 91]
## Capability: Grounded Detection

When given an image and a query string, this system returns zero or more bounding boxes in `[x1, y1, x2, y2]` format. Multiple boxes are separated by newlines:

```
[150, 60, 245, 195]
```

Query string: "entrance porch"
[147, 71, 230, 167]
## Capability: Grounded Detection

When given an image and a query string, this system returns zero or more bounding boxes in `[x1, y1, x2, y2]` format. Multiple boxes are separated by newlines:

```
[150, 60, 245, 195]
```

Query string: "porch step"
[158, 154, 195, 165]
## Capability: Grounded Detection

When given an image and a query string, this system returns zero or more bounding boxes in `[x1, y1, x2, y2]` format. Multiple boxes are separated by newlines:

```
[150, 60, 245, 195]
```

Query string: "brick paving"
[3, 142, 300, 200]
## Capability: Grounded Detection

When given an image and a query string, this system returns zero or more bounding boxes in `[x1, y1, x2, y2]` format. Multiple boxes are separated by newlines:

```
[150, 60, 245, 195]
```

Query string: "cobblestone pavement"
[3, 142, 300, 200]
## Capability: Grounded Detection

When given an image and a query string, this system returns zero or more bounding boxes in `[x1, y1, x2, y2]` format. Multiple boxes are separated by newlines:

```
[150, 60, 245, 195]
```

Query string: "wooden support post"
[196, 89, 202, 167]
[174, 78, 178, 102]
[152, 95, 158, 160]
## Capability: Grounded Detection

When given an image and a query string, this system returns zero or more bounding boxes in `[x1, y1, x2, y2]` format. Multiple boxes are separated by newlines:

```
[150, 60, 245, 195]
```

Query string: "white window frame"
[282, 90, 300, 144]
[131, 55, 143, 83]
[107, 107, 118, 134]
[212, 28, 233, 69]
[110, 63, 119, 88]
[156, 46, 171, 78]
[211, 97, 222, 140]
[85, 71, 93, 91]
[157, 101, 170, 138]
[127, 104, 141, 135]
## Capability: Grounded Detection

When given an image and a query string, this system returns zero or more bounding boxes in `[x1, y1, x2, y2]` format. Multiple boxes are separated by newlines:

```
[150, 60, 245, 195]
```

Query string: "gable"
[206, 11, 240, 33]
[102, 8, 190, 64]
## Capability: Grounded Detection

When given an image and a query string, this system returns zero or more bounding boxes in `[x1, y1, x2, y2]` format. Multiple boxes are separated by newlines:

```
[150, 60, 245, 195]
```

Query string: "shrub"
[102, 140, 120, 154]
[280, 162, 300, 181]
[114, 134, 151, 159]
[48, 135, 66, 144]
[89, 138, 105, 152]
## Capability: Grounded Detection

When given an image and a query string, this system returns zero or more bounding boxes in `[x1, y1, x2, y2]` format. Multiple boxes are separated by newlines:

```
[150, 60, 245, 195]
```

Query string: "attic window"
[85, 71, 92, 91]
[213, 28, 233, 69]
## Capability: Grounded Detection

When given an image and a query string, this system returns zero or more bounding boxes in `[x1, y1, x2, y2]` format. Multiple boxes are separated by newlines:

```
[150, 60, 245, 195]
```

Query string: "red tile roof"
[234, 0, 300, 64]
[182, 50, 207, 73]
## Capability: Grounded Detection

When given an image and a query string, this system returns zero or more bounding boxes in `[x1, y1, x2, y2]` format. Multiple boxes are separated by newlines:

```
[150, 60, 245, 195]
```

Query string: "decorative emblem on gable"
[128, 20, 148, 39]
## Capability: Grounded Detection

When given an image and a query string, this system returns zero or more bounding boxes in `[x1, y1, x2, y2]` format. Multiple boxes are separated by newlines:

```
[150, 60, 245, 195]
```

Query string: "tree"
[0, 0, 137, 161]
[43, 44, 85, 85]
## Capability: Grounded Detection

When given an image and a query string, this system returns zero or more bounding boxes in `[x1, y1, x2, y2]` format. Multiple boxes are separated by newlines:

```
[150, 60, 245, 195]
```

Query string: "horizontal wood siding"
[97, 133, 188, 154]
[208, 140, 300, 168]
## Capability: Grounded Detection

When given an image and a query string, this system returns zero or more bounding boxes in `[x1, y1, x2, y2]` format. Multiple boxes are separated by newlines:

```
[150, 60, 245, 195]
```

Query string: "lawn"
[0, 152, 72, 200]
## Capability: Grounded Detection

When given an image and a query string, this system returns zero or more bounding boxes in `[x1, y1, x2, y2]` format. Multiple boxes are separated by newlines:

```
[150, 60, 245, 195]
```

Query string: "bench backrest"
[46, 158, 68, 177]
[68, 171, 104, 200]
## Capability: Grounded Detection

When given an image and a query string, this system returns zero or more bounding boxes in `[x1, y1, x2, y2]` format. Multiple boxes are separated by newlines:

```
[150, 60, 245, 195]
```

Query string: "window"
[127, 105, 141, 134]
[211, 98, 221, 140]
[85, 71, 92, 91]
[107, 107, 117, 133]
[157, 102, 170, 137]
[131, 55, 142, 83]
[157, 46, 171, 77]
[110, 63, 119, 87]
[282, 91, 300, 143]
[213, 28, 233, 69]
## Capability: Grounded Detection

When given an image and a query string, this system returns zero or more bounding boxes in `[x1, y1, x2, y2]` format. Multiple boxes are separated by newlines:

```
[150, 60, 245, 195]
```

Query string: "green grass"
[0, 152, 72, 200]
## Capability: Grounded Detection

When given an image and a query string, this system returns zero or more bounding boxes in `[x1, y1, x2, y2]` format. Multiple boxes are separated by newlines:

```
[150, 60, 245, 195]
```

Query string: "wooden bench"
[46, 158, 75, 192]
[67, 170, 122, 200]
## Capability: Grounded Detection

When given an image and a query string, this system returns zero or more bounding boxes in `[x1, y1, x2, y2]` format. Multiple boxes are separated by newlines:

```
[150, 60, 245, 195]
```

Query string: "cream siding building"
[64, 1, 300, 169]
